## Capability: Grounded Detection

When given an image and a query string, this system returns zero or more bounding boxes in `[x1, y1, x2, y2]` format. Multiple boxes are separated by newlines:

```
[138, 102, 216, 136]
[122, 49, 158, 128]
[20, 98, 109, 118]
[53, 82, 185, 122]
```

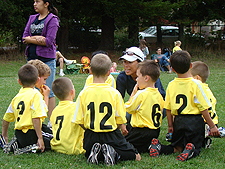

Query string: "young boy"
[28, 59, 51, 106]
[191, 61, 219, 148]
[149, 50, 220, 161]
[51, 77, 85, 155]
[72, 54, 141, 166]
[125, 60, 164, 153]
[1, 64, 49, 154]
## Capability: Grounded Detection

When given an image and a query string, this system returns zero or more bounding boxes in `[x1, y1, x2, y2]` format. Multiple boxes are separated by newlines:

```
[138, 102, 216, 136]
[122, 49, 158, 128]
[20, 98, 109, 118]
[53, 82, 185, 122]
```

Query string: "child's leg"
[15, 129, 37, 148]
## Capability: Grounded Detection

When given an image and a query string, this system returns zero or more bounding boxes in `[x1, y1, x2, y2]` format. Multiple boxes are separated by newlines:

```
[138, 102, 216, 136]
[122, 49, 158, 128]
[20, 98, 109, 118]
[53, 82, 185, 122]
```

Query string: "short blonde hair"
[191, 61, 209, 83]
[174, 40, 181, 46]
[28, 59, 51, 77]
[52, 77, 74, 100]
[90, 54, 112, 77]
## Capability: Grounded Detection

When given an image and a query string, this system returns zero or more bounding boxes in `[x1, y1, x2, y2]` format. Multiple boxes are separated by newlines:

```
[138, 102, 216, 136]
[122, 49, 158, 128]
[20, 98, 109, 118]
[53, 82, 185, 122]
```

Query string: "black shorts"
[15, 124, 53, 149]
[84, 129, 138, 161]
[171, 115, 205, 154]
[125, 127, 160, 153]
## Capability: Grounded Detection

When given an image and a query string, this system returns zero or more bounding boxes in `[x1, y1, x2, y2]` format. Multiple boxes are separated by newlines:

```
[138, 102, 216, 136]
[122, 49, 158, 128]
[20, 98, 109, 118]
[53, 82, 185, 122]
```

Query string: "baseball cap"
[119, 47, 144, 62]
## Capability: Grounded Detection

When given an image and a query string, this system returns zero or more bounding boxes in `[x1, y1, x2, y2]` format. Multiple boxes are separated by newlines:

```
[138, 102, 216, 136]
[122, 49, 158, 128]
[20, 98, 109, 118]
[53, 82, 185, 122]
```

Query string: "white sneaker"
[59, 72, 65, 76]
[65, 60, 74, 65]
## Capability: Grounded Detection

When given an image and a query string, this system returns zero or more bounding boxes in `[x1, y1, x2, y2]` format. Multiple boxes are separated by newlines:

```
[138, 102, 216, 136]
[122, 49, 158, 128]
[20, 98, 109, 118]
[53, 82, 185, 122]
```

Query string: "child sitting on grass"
[1, 64, 50, 154]
[149, 50, 220, 162]
[190, 61, 219, 148]
[125, 60, 164, 153]
[50, 77, 85, 155]
[72, 54, 141, 166]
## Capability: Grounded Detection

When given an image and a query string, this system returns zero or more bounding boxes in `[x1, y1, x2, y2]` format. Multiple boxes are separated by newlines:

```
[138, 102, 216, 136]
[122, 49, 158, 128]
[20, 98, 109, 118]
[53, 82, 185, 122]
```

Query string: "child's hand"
[37, 138, 45, 152]
[121, 124, 128, 136]
[131, 84, 138, 97]
[209, 126, 220, 137]
[40, 85, 50, 97]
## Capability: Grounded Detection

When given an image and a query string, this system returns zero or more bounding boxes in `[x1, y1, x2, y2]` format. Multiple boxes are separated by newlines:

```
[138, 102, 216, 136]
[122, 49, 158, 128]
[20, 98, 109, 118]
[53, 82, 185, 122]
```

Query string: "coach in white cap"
[116, 46, 166, 135]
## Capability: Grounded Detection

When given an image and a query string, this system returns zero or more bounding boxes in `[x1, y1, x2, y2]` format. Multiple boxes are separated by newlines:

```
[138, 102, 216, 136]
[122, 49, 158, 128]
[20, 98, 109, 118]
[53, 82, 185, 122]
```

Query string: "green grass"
[0, 55, 225, 169]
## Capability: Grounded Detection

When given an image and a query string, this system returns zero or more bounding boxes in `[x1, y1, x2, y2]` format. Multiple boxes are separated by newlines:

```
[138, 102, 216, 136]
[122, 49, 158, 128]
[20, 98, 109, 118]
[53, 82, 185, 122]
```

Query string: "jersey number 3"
[88, 102, 112, 130]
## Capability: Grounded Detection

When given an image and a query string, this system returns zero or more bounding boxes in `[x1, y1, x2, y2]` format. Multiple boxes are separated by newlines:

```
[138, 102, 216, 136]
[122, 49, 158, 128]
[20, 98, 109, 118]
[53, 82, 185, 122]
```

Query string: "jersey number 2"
[176, 94, 187, 115]
[88, 102, 112, 130]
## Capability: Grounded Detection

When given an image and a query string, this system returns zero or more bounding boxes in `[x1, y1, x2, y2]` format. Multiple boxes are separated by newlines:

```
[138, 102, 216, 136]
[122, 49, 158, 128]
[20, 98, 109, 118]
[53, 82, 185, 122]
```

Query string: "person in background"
[139, 39, 149, 59]
[22, 0, 59, 128]
[173, 40, 182, 53]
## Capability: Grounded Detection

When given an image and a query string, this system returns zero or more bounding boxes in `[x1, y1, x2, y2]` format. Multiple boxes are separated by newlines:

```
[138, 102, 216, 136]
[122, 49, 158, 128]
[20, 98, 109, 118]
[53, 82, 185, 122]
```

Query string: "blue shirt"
[116, 71, 166, 99]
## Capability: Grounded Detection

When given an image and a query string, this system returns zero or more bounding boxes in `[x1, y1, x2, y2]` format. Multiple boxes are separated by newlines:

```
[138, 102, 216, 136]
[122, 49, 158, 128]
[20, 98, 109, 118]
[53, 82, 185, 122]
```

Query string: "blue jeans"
[45, 59, 56, 98]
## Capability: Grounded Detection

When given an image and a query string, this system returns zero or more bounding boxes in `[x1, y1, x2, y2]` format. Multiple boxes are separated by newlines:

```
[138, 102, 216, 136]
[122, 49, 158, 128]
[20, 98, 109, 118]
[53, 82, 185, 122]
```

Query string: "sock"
[60, 69, 63, 74]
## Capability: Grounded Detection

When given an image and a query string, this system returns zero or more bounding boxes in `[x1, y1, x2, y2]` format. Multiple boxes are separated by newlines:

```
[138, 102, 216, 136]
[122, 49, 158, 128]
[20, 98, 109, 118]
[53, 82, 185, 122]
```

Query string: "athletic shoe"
[218, 127, 225, 137]
[65, 60, 74, 65]
[0, 135, 6, 148]
[3, 136, 18, 154]
[204, 136, 212, 149]
[59, 72, 65, 77]
[14, 144, 39, 155]
[87, 143, 101, 165]
[176, 143, 195, 162]
[149, 138, 161, 158]
[102, 144, 119, 166]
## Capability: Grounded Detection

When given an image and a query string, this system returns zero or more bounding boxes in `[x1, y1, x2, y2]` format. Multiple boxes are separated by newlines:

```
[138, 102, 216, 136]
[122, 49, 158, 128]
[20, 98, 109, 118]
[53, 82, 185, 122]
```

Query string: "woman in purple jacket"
[22, 0, 59, 127]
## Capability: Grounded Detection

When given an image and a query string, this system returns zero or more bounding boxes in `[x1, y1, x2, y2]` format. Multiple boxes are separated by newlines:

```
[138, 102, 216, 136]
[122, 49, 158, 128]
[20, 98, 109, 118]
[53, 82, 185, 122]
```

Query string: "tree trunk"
[57, 20, 69, 54]
[128, 16, 139, 46]
[156, 24, 162, 47]
[98, 15, 114, 50]
[178, 23, 184, 42]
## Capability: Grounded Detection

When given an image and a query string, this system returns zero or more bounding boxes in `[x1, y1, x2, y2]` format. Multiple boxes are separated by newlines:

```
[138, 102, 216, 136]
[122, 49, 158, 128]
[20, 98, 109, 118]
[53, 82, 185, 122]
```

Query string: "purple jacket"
[23, 13, 59, 59]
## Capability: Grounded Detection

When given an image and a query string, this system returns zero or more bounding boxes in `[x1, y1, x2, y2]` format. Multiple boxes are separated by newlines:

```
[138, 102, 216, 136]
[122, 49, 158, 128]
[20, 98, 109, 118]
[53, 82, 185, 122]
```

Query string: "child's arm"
[32, 118, 45, 152]
[166, 109, 173, 134]
[201, 109, 220, 136]
[40, 85, 50, 107]
[2, 120, 9, 143]
[128, 84, 138, 102]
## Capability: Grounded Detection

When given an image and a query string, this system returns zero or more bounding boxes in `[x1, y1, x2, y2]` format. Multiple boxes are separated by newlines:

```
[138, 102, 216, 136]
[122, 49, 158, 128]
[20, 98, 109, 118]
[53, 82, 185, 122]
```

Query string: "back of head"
[139, 39, 147, 48]
[170, 50, 191, 74]
[174, 40, 181, 46]
[18, 64, 38, 87]
[137, 60, 160, 82]
[28, 59, 51, 77]
[91, 54, 112, 77]
[52, 77, 74, 100]
[44, 0, 58, 16]
[191, 61, 209, 83]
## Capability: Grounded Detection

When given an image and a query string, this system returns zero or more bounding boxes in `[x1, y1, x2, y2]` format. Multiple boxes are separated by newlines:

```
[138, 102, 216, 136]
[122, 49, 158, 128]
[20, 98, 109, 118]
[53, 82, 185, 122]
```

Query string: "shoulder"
[46, 13, 59, 24]
[116, 71, 127, 81]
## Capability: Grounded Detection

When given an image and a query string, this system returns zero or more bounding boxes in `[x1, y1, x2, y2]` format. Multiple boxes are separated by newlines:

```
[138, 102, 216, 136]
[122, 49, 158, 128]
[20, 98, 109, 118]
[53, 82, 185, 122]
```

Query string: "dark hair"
[91, 50, 108, 58]
[18, 64, 38, 87]
[44, 0, 58, 16]
[52, 77, 74, 100]
[137, 60, 160, 82]
[170, 50, 191, 74]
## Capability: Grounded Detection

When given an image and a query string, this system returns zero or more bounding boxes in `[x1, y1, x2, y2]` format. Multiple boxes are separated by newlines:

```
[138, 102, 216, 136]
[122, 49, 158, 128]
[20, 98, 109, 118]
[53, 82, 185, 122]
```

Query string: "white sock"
[60, 69, 64, 74]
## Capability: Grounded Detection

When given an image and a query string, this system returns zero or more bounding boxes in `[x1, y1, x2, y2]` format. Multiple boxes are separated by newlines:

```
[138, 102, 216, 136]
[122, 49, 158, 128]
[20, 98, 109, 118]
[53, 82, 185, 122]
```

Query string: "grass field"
[0, 52, 225, 168]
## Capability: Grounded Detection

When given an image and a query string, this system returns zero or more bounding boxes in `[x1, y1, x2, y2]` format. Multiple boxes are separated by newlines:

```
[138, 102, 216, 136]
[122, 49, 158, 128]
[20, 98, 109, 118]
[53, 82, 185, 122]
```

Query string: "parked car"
[139, 26, 179, 43]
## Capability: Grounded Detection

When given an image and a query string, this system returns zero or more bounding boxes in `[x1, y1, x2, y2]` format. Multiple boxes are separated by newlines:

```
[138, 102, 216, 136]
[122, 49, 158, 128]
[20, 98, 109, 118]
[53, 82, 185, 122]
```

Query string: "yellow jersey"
[50, 101, 85, 155]
[72, 83, 126, 132]
[125, 87, 164, 129]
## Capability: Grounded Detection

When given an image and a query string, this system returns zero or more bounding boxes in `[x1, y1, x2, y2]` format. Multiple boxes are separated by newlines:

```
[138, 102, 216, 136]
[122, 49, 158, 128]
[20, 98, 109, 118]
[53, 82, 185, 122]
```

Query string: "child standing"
[72, 54, 141, 166]
[2, 64, 49, 154]
[51, 77, 85, 155]
[149, 50, 220, 161]
[172, 40, 182, 53]
[125, 60, 164, 153]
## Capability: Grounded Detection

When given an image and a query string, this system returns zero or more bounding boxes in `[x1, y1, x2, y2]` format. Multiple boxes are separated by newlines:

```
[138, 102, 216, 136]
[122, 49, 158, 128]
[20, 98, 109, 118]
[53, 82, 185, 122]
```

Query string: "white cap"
[119, 47, 144, 62]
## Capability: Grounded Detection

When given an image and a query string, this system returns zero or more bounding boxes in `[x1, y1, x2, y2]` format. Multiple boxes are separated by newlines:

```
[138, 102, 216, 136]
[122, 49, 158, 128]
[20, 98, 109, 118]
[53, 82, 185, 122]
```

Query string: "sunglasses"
[126, 51, 143, 60]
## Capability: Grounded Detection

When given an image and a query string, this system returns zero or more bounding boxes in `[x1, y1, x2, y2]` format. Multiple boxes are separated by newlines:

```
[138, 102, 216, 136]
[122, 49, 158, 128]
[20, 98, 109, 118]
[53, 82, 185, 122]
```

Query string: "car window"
[162, 29, 179, 36]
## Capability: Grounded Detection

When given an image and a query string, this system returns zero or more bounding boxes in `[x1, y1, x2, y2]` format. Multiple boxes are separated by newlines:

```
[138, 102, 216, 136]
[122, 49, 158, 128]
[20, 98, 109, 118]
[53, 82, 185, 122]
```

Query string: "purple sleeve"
[44, 17, 59, 47]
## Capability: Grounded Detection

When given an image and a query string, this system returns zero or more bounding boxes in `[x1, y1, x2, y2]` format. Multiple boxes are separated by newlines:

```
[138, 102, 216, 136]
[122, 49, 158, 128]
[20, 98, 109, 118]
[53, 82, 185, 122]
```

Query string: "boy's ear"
[89, 67, 92, 74]
[190, 63, 193, 69]
[17, 79, 22, 86]
[171, 67, 176, 73]
[144, 75, 150, 82]
[36, 77, 40, 84]
[106, 70, 110, 76]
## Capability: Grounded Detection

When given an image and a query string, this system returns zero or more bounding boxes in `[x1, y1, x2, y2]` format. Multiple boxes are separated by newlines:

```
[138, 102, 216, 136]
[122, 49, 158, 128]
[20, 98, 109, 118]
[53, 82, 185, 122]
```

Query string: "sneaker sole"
[102, 144, 115, 166]
[149, 139, 161, 158]
[87, 143, 101, 165]
[176, 143, 195, 161]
